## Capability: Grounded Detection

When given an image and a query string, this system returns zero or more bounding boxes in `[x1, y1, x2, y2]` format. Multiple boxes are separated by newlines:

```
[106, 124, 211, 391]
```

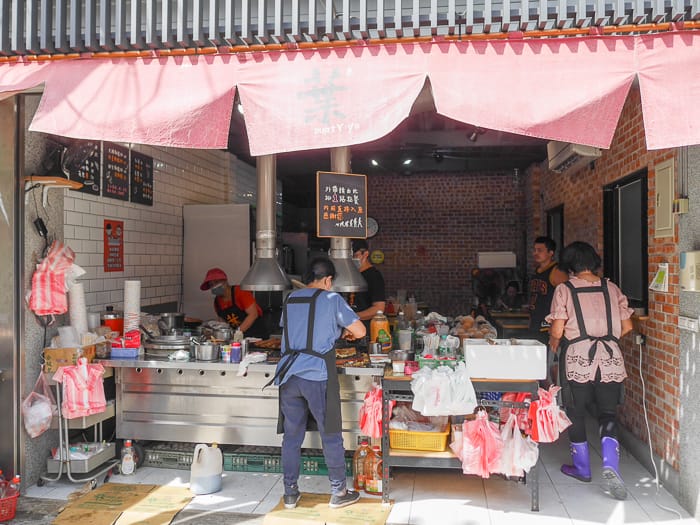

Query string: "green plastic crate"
[301, 454, 352, 477]
[224, 452, 283, 473]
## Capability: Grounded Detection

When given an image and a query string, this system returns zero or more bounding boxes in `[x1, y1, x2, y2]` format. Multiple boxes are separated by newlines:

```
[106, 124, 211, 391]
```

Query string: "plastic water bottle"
[414, 310, 425, 330]
[9, 475, 20, 494]
[397, 312, 409, 331]
[121, 440, 135, 475]
[352, 439, 371, 490]
[438, 334, 450, 357]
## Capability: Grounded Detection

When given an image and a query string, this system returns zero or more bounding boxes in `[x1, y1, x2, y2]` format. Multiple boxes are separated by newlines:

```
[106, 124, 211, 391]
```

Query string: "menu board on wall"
[130, 152, 154, 206]
[67, 141, 101, 196]
[316, 171, 367, 238]
[103, 142, 129, 201]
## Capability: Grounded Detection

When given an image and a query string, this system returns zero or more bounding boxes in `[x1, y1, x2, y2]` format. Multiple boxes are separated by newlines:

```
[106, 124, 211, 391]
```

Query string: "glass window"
[603, 170, 648, 309]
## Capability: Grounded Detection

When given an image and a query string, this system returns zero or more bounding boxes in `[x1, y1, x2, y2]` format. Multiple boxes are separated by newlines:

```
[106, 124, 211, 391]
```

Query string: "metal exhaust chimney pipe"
[328, 147, 367, 293]
[239, 154, 291, 291]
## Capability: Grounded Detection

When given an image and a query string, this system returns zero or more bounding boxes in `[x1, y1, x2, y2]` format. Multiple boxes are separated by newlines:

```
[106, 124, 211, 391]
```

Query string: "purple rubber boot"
[601, 436, 627, 500]
[560, 442, 592, 482]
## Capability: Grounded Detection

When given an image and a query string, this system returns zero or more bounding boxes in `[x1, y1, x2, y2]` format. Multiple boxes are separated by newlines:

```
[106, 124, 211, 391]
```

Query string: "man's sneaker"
[329, 490, 360, 509]
[283, 491, 301, 509]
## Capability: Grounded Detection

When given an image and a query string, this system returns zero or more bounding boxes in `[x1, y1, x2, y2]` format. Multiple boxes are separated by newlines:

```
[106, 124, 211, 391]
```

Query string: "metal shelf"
[381, 375, 540, 511]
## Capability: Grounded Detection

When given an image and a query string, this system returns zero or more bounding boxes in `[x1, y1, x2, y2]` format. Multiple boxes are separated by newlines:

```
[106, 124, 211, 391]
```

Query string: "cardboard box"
[43, 345, 96, 372]
[463, 338, 546, 380]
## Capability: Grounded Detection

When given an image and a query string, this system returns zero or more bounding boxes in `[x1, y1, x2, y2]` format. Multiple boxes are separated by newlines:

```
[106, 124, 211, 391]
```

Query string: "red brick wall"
[528, 86, 680, 467]
[366, 171, 527, 316]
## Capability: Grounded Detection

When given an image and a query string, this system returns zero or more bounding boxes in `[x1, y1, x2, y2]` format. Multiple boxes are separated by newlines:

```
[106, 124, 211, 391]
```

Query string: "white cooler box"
[463, 339, 546, 380]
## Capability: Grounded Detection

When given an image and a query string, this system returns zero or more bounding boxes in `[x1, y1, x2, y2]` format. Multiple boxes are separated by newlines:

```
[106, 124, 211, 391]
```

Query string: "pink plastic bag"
[359, 384, 393, 439]
[22, 373, 58, 438]
[450, 410, 503, 478]
[528, 385, 572, 443]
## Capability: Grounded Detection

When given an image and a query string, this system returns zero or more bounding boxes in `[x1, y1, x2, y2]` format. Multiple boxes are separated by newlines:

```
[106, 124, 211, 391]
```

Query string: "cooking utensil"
[194, 342, 220, 361]
[140, 324, 157, 341]
[158, 312, 185, 334]
[213, 327, 233, 342]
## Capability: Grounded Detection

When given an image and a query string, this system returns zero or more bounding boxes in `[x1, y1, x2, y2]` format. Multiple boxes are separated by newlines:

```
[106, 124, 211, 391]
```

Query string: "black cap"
[352, 239, 369, 253]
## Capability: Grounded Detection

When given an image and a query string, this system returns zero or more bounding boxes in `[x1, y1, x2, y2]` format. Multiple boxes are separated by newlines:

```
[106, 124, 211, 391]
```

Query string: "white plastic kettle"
[190, 443, 223, 495]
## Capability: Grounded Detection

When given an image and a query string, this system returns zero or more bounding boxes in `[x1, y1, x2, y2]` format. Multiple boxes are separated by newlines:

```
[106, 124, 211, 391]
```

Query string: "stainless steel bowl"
[194, 342, 220, 361]
[389, 349, 414, 361]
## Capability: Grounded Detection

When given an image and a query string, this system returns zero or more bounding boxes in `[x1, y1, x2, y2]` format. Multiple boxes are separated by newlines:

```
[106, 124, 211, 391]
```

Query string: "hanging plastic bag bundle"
[499, 392, 532, 433]
[450, 409, 503, 478]
[359, 384, 394, 439]
[495, 413, 539, 478]
[22, 372, 58, 438]
[527, 385, 572, 443]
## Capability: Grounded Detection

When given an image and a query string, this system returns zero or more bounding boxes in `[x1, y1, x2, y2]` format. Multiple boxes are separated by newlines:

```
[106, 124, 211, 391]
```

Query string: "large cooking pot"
[158, 312, 185, 334]
[194, 342, 220, 361]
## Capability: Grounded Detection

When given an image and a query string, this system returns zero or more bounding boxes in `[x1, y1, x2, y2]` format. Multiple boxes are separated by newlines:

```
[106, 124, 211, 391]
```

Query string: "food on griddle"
[253, 338, 282, 350]
[335, 346, 357, 359]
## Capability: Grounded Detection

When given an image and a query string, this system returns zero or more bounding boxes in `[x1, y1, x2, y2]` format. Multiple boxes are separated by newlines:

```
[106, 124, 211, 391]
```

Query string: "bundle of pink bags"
[450, 385, 571, 478]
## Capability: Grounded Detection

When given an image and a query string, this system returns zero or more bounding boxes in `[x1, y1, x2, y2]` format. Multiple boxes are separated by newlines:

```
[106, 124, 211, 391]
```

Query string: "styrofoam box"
[463, 338, 546, 380]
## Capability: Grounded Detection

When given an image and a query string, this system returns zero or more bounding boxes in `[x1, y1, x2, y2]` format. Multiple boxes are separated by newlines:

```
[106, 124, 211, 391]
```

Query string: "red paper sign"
[104, 219, 124, 272]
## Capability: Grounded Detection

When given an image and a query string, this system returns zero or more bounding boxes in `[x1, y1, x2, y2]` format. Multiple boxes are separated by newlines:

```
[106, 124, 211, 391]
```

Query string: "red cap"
[200, 268, 228, 290]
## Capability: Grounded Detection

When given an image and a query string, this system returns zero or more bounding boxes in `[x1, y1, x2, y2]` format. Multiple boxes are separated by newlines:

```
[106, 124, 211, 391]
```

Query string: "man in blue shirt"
[273, 257, 366, 509]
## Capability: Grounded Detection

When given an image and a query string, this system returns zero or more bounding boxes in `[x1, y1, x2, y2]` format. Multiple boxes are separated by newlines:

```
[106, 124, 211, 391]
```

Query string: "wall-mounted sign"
[104, 219, 124, 272]
[103, 142, 129, 201]
[67, 141, 101, 196]
[316, 171, 367, 238]
[130, 151, 153, 206]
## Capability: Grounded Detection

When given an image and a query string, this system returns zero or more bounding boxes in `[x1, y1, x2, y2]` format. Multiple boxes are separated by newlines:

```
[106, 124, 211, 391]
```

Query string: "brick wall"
[528, 86, 680, 467]
[366, 171, 527, 316]
[64, 145, 256, 313]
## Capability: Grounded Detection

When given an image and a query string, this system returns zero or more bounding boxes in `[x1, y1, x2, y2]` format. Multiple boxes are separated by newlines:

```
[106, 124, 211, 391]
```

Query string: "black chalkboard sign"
[103, 142, 129, 201]
[130, 151, 153, 206]
[316, 171, 367, 238]
[67, 141, 101, 196]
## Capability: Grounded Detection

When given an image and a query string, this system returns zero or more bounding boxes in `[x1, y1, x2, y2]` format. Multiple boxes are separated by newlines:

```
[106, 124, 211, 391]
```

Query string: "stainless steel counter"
[97, 358, 384, 449]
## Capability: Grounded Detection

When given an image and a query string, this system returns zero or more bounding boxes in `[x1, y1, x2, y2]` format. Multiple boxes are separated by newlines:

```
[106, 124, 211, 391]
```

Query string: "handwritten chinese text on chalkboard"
[130, 152, 153, 206]
[316, 171, 367, 238]
[103, 143, 129, 201]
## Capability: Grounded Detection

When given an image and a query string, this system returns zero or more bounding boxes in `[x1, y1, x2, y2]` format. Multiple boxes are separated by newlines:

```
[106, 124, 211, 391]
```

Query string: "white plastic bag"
[22, 373, 57, 438]
[496, 413, 539, 477]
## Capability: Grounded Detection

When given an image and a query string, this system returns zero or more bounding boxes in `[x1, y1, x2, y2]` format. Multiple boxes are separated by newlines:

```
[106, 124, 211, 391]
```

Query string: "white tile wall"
[64, 144, 258, 313]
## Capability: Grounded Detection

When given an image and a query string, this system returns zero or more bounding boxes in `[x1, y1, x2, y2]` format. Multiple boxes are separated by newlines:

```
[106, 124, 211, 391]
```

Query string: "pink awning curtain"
[29, 55, 240, 149]
[0, 60, 50, 96]
[235, 46, 428, 156]
[636, 32, 700, 150]
[427, 37, 637, 149]
[0, 31, 698, 152]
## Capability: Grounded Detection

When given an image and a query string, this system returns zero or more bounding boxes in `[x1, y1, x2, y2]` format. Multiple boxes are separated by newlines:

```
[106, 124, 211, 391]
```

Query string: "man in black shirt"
[349, 239, 386, 333]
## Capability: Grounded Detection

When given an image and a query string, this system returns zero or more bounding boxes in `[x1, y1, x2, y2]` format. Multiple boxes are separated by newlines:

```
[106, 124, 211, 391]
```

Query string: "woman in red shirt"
[200, 268, 268, 338]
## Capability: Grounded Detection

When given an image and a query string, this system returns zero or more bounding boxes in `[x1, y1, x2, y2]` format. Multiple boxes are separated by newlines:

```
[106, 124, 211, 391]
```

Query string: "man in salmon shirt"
[200, 267, 268, 338]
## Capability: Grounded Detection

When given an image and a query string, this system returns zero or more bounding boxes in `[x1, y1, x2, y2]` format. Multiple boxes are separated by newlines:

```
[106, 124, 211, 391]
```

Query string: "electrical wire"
[638, 339, 683, 519]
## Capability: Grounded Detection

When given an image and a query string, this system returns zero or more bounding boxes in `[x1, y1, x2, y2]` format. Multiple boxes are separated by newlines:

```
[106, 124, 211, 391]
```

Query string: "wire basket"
[0, 482, 19, 523]
[389, 424, 450, 452]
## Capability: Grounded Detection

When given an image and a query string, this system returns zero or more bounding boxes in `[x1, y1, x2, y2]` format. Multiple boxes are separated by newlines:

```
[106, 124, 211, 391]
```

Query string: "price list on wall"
[316, 171, 367, 238]
[68, 141, 101, 196]
[130, 152, 153, 206]
[103, 143, 130, 201]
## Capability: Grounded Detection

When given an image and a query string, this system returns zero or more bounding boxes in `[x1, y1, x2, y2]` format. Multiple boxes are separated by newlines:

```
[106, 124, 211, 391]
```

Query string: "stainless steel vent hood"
[328, 147, 367, 293]
[239, 154, 291, 291]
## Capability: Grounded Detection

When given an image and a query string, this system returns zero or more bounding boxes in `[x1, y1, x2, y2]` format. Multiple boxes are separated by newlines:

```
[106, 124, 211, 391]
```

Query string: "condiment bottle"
[352, 439, 371, 491]
[363, 445, 383, 495]
[370, 311, 392, 353]
[121, 440, 135, 475]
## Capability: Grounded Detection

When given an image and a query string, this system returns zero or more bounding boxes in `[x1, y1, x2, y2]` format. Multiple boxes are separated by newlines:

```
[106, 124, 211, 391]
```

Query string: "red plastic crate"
[0, 482, 19, 523]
